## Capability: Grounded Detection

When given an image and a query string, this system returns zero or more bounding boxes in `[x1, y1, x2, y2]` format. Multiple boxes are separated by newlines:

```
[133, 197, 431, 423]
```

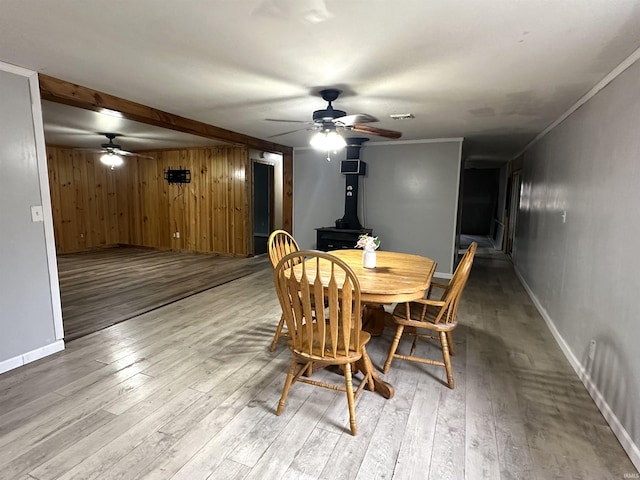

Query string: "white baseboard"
[513, 266, 640, 472]
[0, 340, 65, 375]
[0, 356, 24, 374]
[434, 272, 453, 280]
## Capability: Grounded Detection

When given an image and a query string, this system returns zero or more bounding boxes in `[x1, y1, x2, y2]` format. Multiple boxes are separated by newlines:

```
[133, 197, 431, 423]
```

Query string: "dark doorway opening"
[253, 161, 274, 255]
[461, 168, 500, 236]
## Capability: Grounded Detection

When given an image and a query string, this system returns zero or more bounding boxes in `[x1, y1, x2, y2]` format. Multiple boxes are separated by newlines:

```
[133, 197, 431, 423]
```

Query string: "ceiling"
[2, 0, 640, 162]
[41, 101, 227, 151]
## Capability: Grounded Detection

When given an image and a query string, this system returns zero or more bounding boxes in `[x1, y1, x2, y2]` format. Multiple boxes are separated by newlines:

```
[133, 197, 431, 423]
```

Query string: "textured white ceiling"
[2, 0, 640, 161]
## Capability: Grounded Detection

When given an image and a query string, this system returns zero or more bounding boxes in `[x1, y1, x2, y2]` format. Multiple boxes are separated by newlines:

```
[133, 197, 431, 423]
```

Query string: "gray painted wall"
[0, 65, 62, 369]
[293, 140, 462, 274]
[515, 58, 640, 462]
[292, 148, 345, 246]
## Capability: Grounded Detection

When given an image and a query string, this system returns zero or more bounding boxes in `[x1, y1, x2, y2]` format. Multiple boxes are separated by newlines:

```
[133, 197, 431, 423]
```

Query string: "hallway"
[452, 244, 634, 478]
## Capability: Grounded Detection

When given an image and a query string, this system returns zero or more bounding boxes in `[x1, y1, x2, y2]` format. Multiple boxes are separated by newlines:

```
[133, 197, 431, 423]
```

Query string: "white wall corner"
[29, 72, 64, 340]
[513, 266, 640, 472]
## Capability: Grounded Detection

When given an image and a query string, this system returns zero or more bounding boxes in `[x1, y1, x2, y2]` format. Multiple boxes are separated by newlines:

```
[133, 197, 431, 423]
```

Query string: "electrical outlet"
[175, 232, 180, 239]
[588, 339, 596, 360]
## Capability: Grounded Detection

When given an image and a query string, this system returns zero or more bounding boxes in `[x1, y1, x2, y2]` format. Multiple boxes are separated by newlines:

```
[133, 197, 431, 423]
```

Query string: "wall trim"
[514, 46, 640, 159]
[434, 272, 453, 280]
[0, 340, 65, 375]
[0, 59, 34, 76]
[513, 266, 640, 472]
[366, 138, 464, 147]
[293, 137, 464, 151]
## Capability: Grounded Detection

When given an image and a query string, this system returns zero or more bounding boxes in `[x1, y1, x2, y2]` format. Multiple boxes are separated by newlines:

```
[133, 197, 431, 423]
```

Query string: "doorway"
[461, 167, 500, 236]
[506, 171, 521, 258]
[253, 160, 275, 255]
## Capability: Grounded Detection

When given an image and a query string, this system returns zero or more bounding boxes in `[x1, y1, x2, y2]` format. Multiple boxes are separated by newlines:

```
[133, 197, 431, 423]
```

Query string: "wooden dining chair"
[423, 241, 478, 356]
[382, 242, 477, 388]
[267, 230, 301, 351]
[273, 250, 374, 435]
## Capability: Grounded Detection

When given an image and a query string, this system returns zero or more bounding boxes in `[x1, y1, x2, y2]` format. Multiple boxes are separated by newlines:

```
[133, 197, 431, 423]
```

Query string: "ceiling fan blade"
[267, 127, 311, 139]
[113, 149, 154, 159]
[73, 147, 105, 153]
[351, 124, 402, 139]
[113, 149, 137, 157]
[334, 113, 378, 126]
[265, 118, 313, 124]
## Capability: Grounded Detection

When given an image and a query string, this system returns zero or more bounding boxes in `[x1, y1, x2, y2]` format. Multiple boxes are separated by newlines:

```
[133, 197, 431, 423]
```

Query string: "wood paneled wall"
[47, 145, 250, 256]
[47, 148, 119, 252]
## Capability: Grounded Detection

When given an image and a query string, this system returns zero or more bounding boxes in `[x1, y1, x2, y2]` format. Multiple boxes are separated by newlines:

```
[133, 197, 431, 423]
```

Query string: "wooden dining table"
[328, 249, 436, 302]
[301, 249, 437, 399]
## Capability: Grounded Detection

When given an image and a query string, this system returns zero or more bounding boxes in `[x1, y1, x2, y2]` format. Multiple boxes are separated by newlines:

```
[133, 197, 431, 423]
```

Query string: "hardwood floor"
[57, 246, 268, 340]
[0, 248, 636, 479]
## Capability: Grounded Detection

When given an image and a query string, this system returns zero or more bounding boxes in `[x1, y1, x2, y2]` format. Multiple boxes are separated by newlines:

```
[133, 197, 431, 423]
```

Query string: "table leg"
[362, 303, 389, 336]
[356, 348, 394, 399]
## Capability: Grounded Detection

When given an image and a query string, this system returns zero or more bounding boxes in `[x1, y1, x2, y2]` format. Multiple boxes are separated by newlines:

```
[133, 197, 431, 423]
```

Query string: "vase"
[362, 249, 377, 269]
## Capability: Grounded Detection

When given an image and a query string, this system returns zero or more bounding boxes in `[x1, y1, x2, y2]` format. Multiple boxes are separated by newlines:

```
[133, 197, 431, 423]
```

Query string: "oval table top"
[327, 249, 437, 304]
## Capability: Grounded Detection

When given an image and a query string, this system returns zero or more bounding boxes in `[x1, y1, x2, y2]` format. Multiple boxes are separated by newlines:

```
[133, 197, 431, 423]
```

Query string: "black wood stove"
[316, 138, 372, 251]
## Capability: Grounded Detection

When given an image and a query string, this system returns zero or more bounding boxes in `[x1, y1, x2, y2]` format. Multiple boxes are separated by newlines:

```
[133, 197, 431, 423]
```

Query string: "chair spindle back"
[274, 251, 363, 360]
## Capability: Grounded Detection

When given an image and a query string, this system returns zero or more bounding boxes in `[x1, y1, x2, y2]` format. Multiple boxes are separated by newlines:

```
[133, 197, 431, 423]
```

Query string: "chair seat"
[292, 324, 371, 364]
[391, 302, 457, 332]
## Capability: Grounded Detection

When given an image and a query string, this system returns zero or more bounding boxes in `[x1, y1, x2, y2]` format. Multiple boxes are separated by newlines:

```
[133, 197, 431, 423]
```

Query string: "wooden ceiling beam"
[38, 74, 293, 155]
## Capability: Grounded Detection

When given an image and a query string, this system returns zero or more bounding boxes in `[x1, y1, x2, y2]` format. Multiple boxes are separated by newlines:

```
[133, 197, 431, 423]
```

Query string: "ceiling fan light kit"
[100, 152, 123, 169]
[310, 128, 347, 152]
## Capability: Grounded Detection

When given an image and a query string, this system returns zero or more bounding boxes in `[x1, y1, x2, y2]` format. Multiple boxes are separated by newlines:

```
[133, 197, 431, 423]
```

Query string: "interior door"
[253, 161, 274, 255]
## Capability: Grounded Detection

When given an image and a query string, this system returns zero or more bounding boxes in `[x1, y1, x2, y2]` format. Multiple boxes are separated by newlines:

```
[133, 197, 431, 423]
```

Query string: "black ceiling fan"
[74, 133, 154, 159]
[266, 89, 402, 140]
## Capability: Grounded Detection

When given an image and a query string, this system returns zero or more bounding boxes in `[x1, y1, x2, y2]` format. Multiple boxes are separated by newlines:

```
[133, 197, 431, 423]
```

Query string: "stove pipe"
[336, 137, 369, 230]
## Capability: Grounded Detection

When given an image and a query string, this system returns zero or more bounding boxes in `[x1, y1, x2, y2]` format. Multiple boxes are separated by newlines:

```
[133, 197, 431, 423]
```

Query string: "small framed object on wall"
[340, 160, 366, 175]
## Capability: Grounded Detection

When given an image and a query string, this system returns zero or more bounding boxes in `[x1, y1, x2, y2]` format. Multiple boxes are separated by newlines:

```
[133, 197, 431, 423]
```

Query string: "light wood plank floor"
[1, 249, 636, 479]
[57, 246, 268, 340]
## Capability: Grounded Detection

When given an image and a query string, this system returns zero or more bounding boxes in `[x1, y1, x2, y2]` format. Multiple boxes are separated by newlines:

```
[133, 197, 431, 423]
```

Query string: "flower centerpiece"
[355, 234, 380, 268]
[355, 234, 380, 251]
